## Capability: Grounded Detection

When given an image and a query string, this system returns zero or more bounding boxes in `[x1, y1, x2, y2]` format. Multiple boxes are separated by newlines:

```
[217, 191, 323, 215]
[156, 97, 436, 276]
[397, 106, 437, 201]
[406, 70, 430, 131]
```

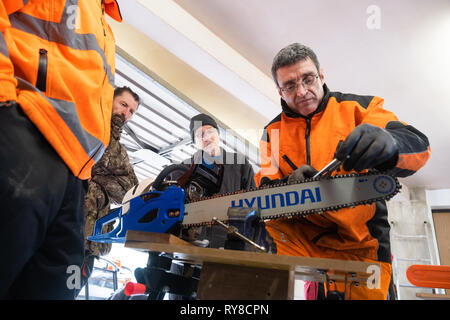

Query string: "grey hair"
[271, 43, 320, 87]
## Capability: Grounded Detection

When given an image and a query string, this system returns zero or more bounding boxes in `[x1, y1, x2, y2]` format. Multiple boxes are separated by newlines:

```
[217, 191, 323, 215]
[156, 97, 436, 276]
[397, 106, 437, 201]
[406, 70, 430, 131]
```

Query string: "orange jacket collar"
[104, 0, 122, 22]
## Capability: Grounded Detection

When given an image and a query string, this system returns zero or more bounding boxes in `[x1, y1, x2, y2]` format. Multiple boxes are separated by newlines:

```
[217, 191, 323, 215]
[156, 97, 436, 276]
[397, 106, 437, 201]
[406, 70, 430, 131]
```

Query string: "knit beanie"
[189, 113, 219, 142]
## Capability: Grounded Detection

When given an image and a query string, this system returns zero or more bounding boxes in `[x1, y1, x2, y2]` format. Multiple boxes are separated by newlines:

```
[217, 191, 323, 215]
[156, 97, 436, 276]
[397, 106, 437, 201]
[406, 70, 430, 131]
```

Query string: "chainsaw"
[87, 159, 401, 244]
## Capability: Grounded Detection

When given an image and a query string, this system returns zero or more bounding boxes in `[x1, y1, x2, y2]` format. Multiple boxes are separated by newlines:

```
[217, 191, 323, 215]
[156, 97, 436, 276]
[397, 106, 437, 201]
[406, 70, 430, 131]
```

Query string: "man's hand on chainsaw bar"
[259, 164, 318, 187]
[287, 165, 318, 184]
[335, 123, 399, 172]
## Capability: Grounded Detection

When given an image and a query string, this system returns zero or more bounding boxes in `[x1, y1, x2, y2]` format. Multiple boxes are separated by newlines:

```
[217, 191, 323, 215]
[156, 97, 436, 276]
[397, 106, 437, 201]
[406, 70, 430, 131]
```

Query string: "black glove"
[259, 176, 286, 187]
[335, 123, 399, 172]
[287, 165, 318, 183]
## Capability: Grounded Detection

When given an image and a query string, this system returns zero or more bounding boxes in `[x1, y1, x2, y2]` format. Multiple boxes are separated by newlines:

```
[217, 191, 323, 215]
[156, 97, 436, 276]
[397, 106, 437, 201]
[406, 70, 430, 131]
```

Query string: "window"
[115, 54, 260, 182]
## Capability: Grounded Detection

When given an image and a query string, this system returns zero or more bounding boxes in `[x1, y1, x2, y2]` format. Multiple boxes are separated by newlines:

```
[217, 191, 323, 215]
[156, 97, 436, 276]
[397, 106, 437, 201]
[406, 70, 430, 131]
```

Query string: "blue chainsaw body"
[87, 185, 186, 243]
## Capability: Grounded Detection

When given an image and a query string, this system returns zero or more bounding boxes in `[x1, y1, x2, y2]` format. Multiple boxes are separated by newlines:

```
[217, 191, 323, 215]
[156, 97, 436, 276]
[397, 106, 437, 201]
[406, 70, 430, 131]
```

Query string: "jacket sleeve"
[254, 127, 284, 187]
[0, 1, 22, 103]
[91, 142, 139, 205]
[241, 158, 256, 190]
[384, 121, 431, 177]
[104, 145, 138, 204]
[359, 97, 431, 177]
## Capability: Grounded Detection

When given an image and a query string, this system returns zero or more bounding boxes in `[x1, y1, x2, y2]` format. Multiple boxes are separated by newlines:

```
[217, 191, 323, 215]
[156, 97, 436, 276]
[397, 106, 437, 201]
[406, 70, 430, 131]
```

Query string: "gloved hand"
[287, 165, 318, 184]
[335, 123, 399, 172]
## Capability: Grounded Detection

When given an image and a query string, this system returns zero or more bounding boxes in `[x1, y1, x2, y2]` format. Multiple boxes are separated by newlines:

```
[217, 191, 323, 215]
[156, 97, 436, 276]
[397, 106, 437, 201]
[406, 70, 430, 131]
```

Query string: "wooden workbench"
[125, 230, 380, 300]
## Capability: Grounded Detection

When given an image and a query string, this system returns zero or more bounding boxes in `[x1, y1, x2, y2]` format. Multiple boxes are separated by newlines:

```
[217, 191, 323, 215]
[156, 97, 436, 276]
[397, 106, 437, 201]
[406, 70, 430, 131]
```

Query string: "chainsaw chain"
[182, 171, 401, 228]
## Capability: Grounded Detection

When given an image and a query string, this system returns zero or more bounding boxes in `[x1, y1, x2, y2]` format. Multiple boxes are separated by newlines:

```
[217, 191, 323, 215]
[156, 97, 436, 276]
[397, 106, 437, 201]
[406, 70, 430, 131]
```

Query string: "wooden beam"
[125, 230, 378, 286]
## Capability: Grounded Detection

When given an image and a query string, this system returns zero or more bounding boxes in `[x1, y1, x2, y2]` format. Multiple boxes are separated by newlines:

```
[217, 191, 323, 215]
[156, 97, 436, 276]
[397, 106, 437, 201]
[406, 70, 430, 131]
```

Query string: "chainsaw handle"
[88, 186, 186, 243]
[91, 208, 122, 240]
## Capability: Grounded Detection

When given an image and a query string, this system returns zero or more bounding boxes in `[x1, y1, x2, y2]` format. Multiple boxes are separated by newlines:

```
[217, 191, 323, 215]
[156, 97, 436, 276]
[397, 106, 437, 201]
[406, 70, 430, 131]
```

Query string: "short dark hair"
[271, 43, 321, 87]
[114, 86, 140, 105]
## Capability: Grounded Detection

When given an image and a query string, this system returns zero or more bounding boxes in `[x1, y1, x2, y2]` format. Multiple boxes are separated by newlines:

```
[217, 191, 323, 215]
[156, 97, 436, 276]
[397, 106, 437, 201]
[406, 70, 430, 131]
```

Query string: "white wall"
[386, 185, 450, 299]
[425, 188, 450, 267]
[426, 189, 450, 210]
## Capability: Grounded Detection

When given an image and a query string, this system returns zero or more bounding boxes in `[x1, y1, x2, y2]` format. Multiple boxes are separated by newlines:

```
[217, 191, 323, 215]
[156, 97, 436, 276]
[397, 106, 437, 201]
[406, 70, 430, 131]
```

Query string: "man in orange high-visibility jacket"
[0, 0, 122, 299]
[255, 43, 431, 300]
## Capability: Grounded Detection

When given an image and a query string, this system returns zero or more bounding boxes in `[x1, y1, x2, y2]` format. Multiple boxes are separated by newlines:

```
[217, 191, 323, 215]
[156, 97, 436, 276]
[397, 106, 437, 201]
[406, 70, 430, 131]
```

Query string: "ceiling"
[113, 0, 450, 190]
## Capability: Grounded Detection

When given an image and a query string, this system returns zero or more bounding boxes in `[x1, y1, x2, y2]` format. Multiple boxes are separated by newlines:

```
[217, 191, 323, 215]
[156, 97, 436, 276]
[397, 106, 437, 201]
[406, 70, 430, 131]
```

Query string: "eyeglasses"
[279, 74, 319, 95]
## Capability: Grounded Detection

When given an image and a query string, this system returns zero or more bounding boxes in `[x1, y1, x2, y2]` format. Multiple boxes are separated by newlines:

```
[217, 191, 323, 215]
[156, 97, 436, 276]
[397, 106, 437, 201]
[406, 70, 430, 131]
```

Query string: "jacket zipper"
[101, 4, 107, 37]
[305, 118, 311, 165]
[78, 0, 108, 176]
[36, 49, 48, 92]
[281, 119, 311, 171]
[79, 3, 108, 177]
[282, 155, 298, 171]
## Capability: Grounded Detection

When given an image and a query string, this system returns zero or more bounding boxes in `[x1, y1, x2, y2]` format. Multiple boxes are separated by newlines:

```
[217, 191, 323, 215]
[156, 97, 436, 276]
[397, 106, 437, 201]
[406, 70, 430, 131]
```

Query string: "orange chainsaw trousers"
[266, 218, 392, 300]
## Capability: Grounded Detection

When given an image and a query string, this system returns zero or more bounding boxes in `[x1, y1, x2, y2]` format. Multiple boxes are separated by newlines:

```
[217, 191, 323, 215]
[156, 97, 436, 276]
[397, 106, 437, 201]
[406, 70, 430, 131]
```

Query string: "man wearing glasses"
[255, 43, 430, 300]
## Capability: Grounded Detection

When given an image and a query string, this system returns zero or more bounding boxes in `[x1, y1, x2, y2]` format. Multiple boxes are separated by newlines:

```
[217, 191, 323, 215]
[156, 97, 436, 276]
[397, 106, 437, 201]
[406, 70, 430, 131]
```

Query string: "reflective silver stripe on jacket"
[8, 0, 114, 85]
[16, 77, 106, 163]
[0, 32, 9, 57]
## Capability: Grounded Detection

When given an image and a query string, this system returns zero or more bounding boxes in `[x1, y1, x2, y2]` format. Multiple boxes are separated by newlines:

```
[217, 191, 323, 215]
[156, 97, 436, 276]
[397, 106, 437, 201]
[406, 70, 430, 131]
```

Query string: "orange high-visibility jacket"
[255, 84, 431, 263]
[0, 0, 122, 180]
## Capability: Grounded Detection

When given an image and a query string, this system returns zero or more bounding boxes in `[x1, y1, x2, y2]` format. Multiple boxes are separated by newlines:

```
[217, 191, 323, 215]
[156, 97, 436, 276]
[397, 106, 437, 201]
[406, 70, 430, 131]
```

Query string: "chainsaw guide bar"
[182, 172, 401, 227]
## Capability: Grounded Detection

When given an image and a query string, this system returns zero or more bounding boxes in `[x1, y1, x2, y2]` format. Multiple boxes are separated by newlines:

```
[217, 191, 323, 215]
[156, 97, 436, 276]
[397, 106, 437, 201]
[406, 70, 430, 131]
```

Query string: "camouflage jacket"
[91, 114, 138, 204]
[84, 114, 138, 256]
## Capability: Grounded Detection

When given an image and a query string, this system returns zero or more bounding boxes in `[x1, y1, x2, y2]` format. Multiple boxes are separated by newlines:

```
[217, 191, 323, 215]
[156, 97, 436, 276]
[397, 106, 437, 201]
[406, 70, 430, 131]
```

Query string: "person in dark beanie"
[187, 113, 254, 191]
[189, 113, 222, 165]
[166, 113, 257, 300]
[189, 113, 219, 142]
